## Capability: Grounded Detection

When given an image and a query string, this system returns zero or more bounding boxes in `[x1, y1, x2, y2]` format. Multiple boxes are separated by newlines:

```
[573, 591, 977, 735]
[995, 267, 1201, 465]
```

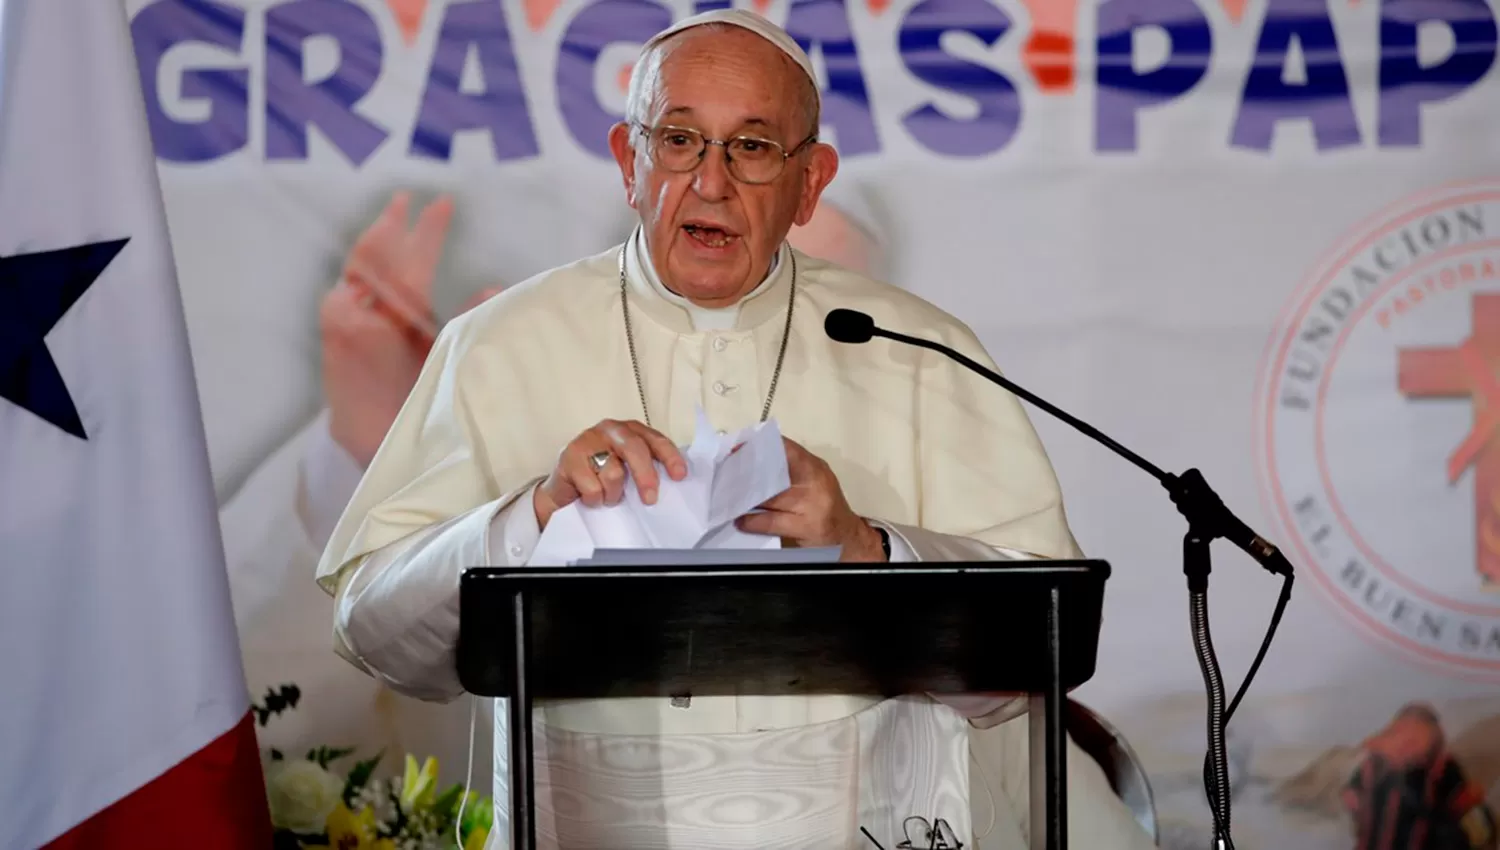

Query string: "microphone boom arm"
[875, 328, 1169, 483]
[872, 327, 1293, 580]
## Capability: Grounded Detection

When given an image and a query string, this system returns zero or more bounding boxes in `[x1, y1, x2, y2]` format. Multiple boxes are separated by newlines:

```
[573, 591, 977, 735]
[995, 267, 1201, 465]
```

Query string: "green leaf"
[432, 783, 465, 820]
[460, 794, 494, 839]
[306, 745, 356, 769]
[342, 750, 385, 806]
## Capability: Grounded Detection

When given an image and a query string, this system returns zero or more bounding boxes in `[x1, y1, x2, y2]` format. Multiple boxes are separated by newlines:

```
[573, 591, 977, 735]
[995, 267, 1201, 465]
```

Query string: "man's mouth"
[683, 222, 739, 249]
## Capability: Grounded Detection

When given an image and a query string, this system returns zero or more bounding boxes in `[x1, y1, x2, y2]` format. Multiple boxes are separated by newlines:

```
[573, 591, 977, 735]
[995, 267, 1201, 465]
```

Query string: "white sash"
[484, 696, 972, 850]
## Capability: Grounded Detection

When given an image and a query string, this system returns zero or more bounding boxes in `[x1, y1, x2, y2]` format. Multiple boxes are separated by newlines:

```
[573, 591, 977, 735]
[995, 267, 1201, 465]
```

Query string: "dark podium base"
[458, 559, 1109, 850]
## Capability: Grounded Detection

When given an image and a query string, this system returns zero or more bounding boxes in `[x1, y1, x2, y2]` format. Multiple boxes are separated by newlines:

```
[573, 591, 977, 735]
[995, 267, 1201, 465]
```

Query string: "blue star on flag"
[0, 238, 129, 439]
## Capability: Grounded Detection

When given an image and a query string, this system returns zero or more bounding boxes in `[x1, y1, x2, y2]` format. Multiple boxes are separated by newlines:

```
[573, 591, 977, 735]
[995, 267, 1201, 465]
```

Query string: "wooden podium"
[457, 559, 1110, 850]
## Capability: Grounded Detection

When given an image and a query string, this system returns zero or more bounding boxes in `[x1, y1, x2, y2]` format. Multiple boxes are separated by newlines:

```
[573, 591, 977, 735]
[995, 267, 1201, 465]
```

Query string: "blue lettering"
[263, 0, 388, 164]
[557, 0, 672, 158]
[1232, 0, 1360, 150]
[131, 0, 249, 163]
[1379, 0, 1497, 145]
[898, 0, 1020, 157]
[1096, 0, 1212, 151]
[411, 0, 539, 161]
[785, 0, 880, 155]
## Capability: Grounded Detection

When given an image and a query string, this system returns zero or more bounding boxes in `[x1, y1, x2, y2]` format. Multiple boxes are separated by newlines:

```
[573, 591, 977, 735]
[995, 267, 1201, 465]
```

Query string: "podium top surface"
[462, 557, 1109, 584]
[457, 559, 1110, 699]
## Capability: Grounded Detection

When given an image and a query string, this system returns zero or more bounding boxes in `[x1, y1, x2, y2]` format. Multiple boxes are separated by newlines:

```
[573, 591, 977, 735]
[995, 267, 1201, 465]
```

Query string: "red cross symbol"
[1397, 292, 1500, 587]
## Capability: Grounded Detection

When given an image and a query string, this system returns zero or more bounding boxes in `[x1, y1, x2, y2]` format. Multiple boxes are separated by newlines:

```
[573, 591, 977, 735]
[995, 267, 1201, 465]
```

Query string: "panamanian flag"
[0, 0, 272, 846]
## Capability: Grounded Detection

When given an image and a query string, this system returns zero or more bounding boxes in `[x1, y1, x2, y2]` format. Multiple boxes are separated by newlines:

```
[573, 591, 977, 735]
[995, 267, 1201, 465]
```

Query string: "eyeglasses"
[860, 817, 964, 850]
[635, 123, 817, 185]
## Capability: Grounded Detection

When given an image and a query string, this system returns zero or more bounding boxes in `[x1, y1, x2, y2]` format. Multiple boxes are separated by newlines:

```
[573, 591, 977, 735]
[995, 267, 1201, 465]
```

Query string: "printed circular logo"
[1256, 180, 1500, 679]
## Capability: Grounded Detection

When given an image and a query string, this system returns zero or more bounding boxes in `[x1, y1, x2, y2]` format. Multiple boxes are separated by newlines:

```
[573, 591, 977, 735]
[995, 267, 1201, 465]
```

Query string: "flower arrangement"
[253, 684, 493, 850]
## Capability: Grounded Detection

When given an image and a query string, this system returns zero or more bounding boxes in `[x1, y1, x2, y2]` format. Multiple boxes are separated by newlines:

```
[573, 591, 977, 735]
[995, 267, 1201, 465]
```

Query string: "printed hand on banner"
[788, 200, 879, 277]
[322, 191, 501, 468]
[1270, 743, 1362, 816]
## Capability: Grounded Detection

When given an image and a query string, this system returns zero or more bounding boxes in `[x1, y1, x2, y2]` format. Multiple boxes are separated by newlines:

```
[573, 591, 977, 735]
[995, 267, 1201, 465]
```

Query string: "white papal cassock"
[314, 230, 1155, 850]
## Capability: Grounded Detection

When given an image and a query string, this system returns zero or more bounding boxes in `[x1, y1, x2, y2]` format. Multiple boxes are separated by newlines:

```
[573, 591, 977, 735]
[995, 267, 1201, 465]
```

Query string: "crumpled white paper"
[527, 408, 794, 567]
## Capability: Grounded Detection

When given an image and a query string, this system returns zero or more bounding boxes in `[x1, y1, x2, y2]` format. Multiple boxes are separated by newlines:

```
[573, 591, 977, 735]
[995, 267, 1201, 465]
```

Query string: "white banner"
[125, 0, 1500, 846]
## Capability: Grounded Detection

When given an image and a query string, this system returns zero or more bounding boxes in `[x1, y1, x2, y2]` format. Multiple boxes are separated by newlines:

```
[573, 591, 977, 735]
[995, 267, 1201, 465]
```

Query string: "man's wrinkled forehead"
[639, 29, 812, 133]
[657, 104, 779, 130]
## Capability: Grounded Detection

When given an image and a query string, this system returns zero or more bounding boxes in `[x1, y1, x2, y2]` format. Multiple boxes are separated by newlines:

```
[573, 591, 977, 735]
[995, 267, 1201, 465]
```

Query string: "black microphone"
[823, 308, 1294, 579]
[824, 308, 877, 343]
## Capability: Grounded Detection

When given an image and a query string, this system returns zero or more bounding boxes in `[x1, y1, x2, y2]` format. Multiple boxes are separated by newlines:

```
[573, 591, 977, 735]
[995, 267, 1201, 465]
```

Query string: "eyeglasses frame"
[631, 121, 819, 185]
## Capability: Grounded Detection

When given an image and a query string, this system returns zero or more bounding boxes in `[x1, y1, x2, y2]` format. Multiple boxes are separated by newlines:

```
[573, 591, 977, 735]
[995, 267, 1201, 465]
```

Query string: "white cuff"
[297, 410, 367, 551]
[869, 520, 916, 562]
[488, 481, 543, 566]
[330, 480, 547, 701]
[878, 520, 1048, 563]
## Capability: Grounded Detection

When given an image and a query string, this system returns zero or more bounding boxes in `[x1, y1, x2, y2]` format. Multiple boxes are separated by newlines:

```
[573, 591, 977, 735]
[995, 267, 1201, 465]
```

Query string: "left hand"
[735, 437, 886, 562]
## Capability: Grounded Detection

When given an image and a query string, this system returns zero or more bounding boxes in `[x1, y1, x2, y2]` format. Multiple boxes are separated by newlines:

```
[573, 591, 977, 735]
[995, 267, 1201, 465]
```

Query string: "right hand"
[323, 192, 503, 468]
[340, 190, 453, 342]
[533, 419, 688, 530]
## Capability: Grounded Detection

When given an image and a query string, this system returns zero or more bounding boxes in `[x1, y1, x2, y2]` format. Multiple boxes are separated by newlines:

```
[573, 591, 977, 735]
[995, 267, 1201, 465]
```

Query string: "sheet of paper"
[696, 519, 781, 550]
[620, 409, 718, 549]
[705, 417, 793, 531]
[527, 408, 793, 566]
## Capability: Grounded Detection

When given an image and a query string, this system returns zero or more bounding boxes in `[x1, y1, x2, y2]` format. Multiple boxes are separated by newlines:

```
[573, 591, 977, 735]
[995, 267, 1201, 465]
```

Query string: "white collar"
[632, 227, 779, 332]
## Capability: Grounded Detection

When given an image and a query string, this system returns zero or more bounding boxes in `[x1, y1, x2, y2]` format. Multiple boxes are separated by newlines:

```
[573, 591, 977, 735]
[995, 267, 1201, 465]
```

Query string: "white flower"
[372, 781, 399, 827]
[350, 777, 383, 812]
[265, 759, 344, 834]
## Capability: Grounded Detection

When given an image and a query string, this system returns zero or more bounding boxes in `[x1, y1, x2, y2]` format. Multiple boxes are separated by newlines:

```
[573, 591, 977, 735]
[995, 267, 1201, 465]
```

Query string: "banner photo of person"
[125, 0, 1499, 847]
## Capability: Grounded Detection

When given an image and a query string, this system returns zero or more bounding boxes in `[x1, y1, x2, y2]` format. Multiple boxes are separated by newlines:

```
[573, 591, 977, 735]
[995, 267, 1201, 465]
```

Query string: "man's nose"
[692, 144, 734, 201]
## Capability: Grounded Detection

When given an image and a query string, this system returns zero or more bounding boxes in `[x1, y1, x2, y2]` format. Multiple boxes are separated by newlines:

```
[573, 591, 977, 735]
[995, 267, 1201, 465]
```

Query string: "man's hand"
[533, 419, 689, 531]
[735, 437, 886, 562]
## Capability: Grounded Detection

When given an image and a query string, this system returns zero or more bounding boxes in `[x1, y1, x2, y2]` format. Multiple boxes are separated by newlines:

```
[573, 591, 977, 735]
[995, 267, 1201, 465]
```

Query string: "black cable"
[1226, 573, 1294, 722]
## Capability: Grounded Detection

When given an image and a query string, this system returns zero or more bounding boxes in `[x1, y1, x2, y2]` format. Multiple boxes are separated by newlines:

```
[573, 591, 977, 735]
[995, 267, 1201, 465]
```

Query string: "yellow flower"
[306, 804, 394, 850]
[463, 826, 489, 850]
[399, 754, 438, 813]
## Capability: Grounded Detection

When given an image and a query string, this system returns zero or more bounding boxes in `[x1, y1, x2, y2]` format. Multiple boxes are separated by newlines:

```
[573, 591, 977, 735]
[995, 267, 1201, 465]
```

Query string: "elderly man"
[316, 10, 1152, 850]
[223, 185, 879, 789]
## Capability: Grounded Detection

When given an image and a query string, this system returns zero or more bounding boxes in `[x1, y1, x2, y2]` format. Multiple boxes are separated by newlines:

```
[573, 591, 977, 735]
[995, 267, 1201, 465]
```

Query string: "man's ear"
[608, 122, 639, 209]
[793, 142, 839, 227]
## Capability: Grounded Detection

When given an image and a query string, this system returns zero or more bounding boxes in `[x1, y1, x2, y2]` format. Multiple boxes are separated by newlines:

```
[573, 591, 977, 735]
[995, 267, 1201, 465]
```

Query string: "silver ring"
[588, 450, 612, 472]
